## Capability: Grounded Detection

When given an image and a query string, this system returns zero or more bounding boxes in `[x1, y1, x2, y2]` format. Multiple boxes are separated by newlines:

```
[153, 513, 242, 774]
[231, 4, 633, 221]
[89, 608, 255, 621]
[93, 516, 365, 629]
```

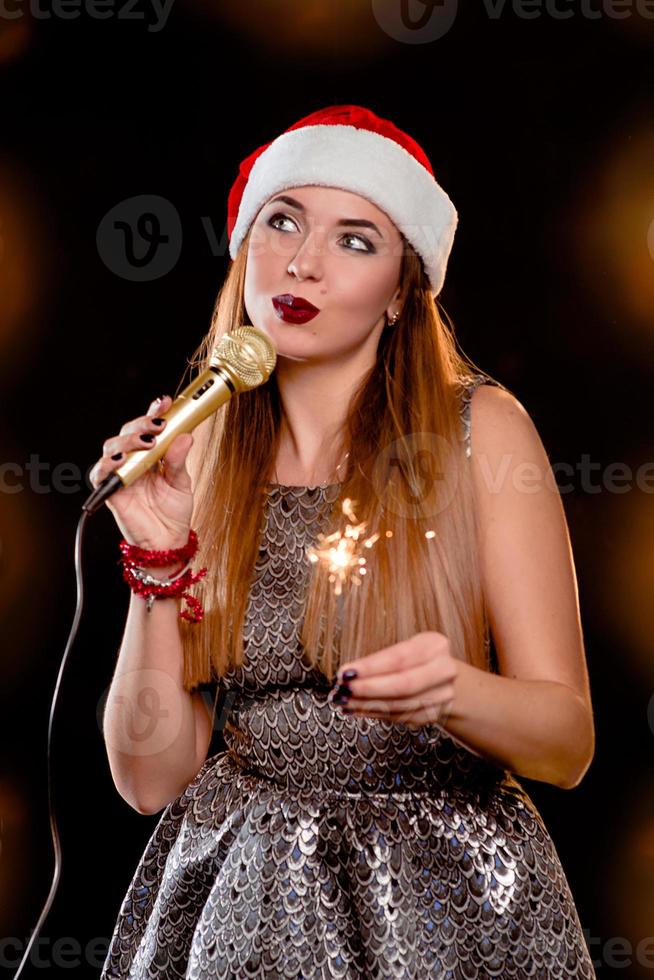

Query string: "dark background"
[1, 2, 653, 977]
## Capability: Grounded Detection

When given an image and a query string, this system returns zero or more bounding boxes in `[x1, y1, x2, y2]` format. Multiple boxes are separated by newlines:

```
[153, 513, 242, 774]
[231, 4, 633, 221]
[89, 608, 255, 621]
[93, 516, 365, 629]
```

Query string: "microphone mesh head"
[210, 325, 277, 389]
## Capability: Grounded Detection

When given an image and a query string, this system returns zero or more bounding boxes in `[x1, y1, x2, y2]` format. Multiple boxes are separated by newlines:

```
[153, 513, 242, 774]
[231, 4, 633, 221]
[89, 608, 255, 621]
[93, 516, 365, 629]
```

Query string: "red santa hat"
[227, 104, 458, 296]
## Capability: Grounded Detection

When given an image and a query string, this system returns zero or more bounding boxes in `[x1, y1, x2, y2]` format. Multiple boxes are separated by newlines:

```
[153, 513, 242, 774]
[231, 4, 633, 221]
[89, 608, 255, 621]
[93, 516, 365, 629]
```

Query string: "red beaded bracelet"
[118, 530, 208, 623]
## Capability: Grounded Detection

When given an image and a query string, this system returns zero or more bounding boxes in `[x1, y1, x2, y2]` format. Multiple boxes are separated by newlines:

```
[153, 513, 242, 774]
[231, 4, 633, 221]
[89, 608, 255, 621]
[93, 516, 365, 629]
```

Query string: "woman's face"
[243, 185, 404, 363]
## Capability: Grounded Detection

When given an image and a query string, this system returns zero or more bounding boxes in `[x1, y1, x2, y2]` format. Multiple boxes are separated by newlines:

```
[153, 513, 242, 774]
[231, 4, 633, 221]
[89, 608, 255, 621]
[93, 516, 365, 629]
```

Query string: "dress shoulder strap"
[457, 372, 504, 460]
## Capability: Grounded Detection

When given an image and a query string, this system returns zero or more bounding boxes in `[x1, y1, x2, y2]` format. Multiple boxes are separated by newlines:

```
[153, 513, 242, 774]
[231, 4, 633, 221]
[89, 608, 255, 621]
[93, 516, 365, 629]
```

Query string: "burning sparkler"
[306, 497, 383, 597]
[306, 498, 438, 599]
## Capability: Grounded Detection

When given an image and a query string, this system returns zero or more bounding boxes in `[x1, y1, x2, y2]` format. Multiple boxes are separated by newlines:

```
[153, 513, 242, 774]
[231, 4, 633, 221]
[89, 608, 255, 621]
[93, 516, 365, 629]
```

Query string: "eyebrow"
[267, 195, 384, 239]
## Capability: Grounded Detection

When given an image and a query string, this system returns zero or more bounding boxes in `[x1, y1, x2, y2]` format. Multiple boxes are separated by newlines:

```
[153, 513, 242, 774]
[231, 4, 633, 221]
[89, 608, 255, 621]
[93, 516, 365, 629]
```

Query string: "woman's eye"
[267, 213, 374, 254]
[268, 213, 297, 233]
[340, 233, 374, 253]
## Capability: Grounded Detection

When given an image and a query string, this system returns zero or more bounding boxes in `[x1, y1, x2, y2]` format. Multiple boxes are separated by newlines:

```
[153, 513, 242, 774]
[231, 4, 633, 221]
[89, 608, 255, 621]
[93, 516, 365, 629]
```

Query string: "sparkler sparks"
[306, 498, 438, 597]
[306, 498, 381, 596]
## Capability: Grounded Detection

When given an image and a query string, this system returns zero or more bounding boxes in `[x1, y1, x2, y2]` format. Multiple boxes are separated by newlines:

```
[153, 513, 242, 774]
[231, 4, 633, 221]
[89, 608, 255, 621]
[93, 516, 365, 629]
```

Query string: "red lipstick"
[272, 294, 320, 324]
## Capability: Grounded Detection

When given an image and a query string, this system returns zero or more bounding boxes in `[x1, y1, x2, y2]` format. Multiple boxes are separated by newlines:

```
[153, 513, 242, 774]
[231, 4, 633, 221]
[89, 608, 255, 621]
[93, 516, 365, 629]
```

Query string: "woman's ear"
[386, 286, 404, 322]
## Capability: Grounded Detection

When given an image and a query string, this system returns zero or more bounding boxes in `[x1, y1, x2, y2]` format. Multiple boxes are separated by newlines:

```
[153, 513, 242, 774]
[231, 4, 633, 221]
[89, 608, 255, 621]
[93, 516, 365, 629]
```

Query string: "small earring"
[388, 310, 400, 326]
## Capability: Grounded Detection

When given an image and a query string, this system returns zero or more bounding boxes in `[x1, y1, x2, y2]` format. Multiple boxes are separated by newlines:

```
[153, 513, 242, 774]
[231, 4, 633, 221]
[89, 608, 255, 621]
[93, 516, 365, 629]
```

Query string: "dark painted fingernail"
[151, 417, 165, 426]
[111, 452, 123, 460]
[140, 433, 155, 443]
[342, 669, 358, 681]
[332, 686, 352, 704]
[341, 706, 354, 714]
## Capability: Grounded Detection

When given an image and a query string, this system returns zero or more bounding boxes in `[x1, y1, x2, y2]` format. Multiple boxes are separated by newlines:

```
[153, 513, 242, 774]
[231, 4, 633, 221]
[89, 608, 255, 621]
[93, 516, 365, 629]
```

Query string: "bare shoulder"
[466, 380, 563, 549]
[468, 382, 533, 434]
[467, 382, 549, 474]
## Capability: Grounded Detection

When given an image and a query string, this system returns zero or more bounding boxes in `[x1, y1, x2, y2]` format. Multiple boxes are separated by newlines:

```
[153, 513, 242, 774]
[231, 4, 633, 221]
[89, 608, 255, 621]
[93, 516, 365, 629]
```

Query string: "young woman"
[94, 105, 596, 978]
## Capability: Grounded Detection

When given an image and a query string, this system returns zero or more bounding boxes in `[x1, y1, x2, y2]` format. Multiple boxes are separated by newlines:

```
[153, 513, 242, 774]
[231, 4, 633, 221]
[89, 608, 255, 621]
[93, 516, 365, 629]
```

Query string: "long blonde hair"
[178, 228, 509, 690]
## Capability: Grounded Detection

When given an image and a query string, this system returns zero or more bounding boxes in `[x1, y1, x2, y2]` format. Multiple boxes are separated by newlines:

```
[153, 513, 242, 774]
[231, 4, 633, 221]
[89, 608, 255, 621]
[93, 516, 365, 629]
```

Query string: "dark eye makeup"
[266, 212, 376, 254]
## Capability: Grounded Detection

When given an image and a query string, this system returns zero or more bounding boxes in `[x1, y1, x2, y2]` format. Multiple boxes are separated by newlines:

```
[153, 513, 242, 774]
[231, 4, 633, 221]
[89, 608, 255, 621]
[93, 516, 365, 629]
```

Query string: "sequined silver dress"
[101, 374, 596, 979]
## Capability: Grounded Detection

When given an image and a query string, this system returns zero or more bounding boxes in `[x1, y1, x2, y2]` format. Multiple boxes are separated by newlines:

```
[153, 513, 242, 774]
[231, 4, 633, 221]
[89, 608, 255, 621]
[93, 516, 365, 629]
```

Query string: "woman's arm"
[102, 415, 216, 815]
[102, 592, 213, 814]
[335, 384, 595, 789]
[442, 662, 594, 788]
[451, 383, 595, 787]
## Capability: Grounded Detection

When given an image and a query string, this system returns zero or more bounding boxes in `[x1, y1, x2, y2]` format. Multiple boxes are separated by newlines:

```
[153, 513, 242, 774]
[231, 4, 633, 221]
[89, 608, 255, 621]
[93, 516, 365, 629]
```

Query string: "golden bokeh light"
[586, 453, 654, 682]
[0, 19, 33, 65]
[566, 114, 654, 351]
[183, 0, 388, 59]
[603, 780, 654, 980]
[0, 160, 51, 381]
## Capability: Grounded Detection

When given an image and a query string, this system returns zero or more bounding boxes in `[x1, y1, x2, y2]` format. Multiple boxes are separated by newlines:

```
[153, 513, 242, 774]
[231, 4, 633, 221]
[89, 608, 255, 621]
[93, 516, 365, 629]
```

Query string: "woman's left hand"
[329, 631, 459, 728]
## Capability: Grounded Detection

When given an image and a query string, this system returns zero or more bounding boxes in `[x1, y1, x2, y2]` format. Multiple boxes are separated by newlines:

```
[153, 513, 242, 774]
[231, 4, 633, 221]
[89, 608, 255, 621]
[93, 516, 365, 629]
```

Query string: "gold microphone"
[82, 324, 277, 514]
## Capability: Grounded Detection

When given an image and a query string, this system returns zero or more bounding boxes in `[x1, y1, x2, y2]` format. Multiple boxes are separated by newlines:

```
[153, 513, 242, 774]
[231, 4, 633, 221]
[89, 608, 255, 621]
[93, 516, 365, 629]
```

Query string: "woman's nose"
[286, 232, 324, 281]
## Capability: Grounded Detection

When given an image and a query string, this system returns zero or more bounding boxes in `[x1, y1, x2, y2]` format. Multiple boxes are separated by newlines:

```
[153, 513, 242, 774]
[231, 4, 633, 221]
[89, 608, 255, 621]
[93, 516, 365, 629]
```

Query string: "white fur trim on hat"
[228, 124, 458, 295]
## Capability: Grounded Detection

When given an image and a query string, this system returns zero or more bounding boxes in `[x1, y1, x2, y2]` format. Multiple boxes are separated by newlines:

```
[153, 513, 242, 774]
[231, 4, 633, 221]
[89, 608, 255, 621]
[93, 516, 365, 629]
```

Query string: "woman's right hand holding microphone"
[88, 395, 196, 555]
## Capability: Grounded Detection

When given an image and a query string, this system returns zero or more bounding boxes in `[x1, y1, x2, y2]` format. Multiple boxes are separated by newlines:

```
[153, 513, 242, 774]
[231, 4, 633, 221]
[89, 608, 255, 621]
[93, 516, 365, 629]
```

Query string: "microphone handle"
[82, 363, 236, 514]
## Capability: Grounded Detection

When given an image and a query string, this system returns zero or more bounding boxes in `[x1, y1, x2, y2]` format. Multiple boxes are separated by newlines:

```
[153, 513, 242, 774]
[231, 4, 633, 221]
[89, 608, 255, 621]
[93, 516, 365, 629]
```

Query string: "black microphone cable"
[12, 508, 90, 980]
